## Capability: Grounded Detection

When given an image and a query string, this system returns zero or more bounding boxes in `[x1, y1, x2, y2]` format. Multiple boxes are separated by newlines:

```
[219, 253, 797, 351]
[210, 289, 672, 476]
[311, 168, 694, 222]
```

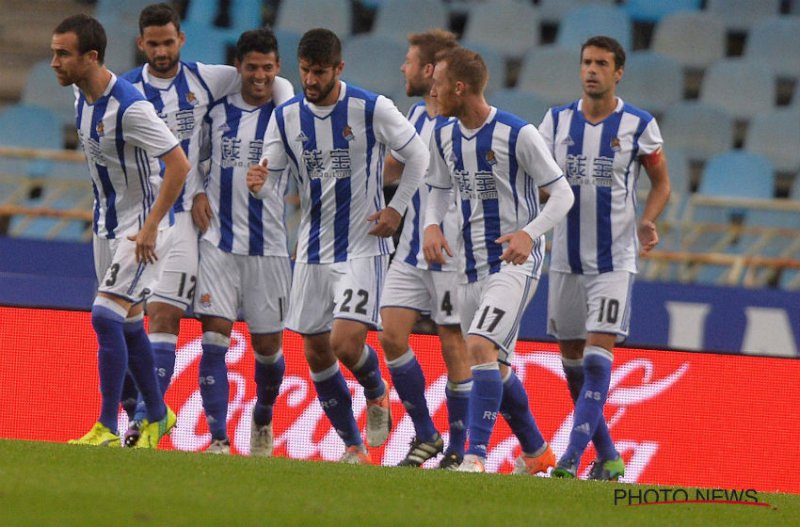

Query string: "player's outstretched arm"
[129, 145, 189, 263]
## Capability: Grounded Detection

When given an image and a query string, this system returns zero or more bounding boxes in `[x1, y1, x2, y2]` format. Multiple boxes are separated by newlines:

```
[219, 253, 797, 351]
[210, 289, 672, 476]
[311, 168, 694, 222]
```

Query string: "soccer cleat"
[68, 422, 120, 447]
[456, 454, 486, 473]
[397, 433, 444, 467]
[123, 419, 148, 448]
[588, 456, 625, 481]
[552, 457, 578, 479]
[511, 445, 557, 476]
[206, 438, 231, 455]
[365, 379, 392, 447]
[438, 451, 463, 471]
[339, 445, 371, 465]
[134, 406, 177, 449]
[250, 418, 274, 457]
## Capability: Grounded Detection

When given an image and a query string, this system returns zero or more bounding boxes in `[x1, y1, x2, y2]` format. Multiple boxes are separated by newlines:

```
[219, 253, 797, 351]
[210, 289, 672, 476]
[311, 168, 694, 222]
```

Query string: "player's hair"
[435, 47, 488, 95]
[407, 29, 458, 67]
[581, 35, 626, 70]
[298, 28, 342, 66]
[139, 3, 182, 35]
[236, 28, 279, 62]
[53, 14, 107, 64]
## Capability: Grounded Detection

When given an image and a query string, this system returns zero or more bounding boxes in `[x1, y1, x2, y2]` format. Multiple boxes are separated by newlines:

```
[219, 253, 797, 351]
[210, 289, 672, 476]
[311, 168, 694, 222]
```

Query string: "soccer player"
[192, 28, 292, 455]
[247, 28, 429, 463]
[422, 47, 574, 473]
[52, 14, 188, 447]
[118, 3, 293, 446]
[378, 30, 471, 470]
[539, 36, 670, 480]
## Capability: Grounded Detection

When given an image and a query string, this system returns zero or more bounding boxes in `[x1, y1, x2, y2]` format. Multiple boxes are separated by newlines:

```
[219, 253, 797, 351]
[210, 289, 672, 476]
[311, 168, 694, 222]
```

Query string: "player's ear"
[423, 62, 435, 77]
[136, 35, 145, 53]
[178, 31, 186, 49]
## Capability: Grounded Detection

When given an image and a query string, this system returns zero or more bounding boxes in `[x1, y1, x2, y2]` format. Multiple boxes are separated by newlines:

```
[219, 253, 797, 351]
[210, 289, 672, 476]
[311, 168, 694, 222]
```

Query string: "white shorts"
[462, 265, 539, 364]
[380, 260, 461, 326]
[148, 212, 199, 310]
[194, 240, 291, 334]
[93, 228, 172, 304]
[547, 270, 634, 342]
[287, 255, 388, 335]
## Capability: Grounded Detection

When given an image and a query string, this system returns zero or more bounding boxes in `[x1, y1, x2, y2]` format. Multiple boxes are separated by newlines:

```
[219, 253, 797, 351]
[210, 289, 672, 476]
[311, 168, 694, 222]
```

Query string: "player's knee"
[147, 303, 183, 334]
[378, 330, 407, 360]
[253, 334, 282, 357]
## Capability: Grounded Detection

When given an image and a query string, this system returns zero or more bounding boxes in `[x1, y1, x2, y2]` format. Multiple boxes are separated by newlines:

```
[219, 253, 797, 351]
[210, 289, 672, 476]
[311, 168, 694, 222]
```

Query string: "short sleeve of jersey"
[122, 101, 180, 157]
[637, 118, 663, 157]
[373, 96, 418, 153]
[272, 77, 295, 106]
[196, 63, 240, 102]
[425, 130, 452, 189]
[261, 112, 289, 173]
[517, 124, 563, 188]
[537, 109, 556, 155]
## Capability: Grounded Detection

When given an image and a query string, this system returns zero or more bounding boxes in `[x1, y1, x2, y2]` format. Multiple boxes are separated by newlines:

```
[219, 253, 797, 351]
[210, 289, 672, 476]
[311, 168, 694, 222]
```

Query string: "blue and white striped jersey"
[393, 102, 461, 272]
[428, 107, 563, 283]
[202, 93, 288, 257]
[539, 98, 663, 274]
[74, 73, 179, 239]
[262, 82, 419, 264]
[123, 62, 239, 213]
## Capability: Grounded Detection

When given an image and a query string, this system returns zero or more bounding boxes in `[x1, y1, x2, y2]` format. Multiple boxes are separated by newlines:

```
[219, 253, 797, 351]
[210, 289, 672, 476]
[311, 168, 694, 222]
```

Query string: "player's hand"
[247, 159, 268, 194]
[496, 230, 533, 265]
[638, 219, 659, 256]
[367, 207, 402, 237]
[191, 193, 213, 234]
[127, 223, 159, 264]
[422, 224, 452, 265]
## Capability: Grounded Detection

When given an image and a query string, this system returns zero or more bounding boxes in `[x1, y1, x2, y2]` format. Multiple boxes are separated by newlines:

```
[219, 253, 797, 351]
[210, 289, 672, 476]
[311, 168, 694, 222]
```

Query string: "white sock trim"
[255, 348, 283, 365]
[353, 344, 371, 370]
[310, 361, 340, 382]
[124, 312, 144, 324]
[93, 296, 128, 318]
[446, 379, 473, 393]
[150, 332, 178, 345]
[584, 345, 613, 363]
[386, 348, 415, 369]
[561, 357, 584, 368]
[471, 361, 499, 372]
[202, 331, 230, 348]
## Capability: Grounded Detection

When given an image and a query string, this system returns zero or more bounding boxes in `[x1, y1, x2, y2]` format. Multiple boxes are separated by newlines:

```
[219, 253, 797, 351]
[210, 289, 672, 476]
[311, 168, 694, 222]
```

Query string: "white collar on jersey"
[458, 106, 497, 138]
[577, 96, 624, 114]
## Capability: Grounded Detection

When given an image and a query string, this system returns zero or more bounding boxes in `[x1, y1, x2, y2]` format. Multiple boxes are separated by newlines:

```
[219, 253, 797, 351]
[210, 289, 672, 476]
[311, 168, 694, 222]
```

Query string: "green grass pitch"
[1, 439, 797, 527]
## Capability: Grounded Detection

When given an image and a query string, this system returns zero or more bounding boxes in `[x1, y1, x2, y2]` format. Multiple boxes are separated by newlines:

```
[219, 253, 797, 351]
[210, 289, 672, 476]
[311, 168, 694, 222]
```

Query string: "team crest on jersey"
[185, 91, 199, 106]
[610, 137, 621, 152]
[199, 293, 212, 308]
[485, 150, 497, 166]
[342, 125, 355, 142]
[296, 131, 308, 143]
[95, 121, 105, 137]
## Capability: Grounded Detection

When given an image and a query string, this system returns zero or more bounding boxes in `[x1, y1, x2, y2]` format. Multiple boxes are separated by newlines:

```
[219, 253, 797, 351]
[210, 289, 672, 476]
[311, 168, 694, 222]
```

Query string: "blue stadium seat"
[489, 89, 550, 127]
[275, 29, 302, 90]
[617, 51, 683, 117]
[706, 0, 781, 33]
[342, 35, 407, 97]
[96, 14, 139, 73]
[461, 0, 540, 61]
[700, 59, 776, 122]
[516, 46, 581, 106]
[745, 16, 800, 82]
[698, 152, 774, 201]
[184, 0, 219, 25]
[463, 44, 507, 95]
[660, 102, 735, 164]
[556, 5, 632, 52]
[0, 104, 63, 150]
[275, 0, 351, 38]
[371, 0, 448, 45]
[537, 0, 617, 25]
[651, 11, 726, 71]
[744, 109, 800, 177]
[625, 0, 701, 23]
[180, 22, 234, 65]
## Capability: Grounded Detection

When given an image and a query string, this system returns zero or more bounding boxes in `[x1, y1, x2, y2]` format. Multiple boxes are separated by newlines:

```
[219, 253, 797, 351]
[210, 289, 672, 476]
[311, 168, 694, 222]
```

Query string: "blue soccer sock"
[499, 369, 547, 456]
[311, 362, 362, 447]
[562, 357, 618, 461]
[199, 332, 230, 441]
[124, 314, 166, 423]
[445, 379, 471, 456]
[562, 346, 613, 463]
[466, 363, 502, 459]
[350, 344, 386, 401]
[131, 332, 178, 422]
[91, 298, 129, 433]
[387, 348, 437, 443]
[253, 349, 286, 426]
[120, 373, 139, 420]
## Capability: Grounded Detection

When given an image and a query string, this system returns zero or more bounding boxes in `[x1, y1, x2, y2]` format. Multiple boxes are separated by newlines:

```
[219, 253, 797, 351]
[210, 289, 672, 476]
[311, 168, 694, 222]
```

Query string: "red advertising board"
[2, 306, 798, 493]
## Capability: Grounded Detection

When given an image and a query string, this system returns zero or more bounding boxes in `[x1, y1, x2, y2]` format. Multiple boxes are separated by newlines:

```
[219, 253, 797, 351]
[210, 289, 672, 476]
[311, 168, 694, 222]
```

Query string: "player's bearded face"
[300, 59, 341, 104]
[402, 47, 428, 97]
[139, 24, 184, 77]
[430, 61, 456, 117]
[51, 32, 91, 87]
